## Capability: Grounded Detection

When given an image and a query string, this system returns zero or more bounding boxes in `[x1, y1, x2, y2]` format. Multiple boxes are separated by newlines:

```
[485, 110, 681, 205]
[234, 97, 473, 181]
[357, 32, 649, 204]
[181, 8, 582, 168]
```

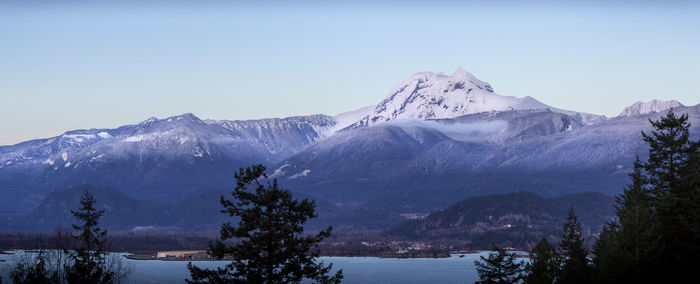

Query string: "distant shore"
[124, 249, 453, 261]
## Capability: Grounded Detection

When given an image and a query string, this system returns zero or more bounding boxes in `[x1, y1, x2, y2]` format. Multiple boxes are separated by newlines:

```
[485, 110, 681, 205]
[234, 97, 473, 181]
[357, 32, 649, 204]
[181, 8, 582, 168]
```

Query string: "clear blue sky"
[1, 0, 699, 145]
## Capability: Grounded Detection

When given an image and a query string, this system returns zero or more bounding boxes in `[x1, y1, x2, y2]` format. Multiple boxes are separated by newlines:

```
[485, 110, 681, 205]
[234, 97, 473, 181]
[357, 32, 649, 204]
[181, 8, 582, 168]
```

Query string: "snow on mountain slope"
[331, 105, 374, 132]
[618, 99, 684, 117]
[349, 67, 605, 128]
[2, 65, 695, 219]
[204, 114, 336, 154]
[0, 113, 337, 212]
[273, 104, 700, 212]
[0, 113, 336, 169]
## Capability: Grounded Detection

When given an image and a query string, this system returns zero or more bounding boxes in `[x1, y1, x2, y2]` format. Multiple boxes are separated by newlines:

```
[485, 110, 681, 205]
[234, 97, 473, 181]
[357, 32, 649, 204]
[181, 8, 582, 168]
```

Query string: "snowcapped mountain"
[0, 113, 336, 213]
[618, 99, 685, 117]
[272, 104, 700, 225]
[0, 113, 335, 169]
[330, 105, 375, 133]
[349, 67, 605, 128]
[1, 66, 697, 231]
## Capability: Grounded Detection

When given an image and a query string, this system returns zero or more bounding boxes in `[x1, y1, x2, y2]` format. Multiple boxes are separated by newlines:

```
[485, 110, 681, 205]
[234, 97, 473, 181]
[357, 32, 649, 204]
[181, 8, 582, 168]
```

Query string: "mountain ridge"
[349, 67, 606, 128]
[387, 191, 615, 248]
[0, 68, 697, 230]
[618, 99, 684, 117]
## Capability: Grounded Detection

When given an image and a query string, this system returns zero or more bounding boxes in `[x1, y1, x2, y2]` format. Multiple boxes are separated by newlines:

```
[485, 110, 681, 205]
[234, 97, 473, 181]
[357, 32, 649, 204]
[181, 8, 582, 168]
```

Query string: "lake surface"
[0, 251, 502, 283]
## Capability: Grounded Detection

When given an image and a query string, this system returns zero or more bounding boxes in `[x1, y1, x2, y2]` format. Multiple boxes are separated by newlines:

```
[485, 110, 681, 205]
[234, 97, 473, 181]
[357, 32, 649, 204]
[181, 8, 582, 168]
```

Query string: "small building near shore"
[156, 250, 207, 259]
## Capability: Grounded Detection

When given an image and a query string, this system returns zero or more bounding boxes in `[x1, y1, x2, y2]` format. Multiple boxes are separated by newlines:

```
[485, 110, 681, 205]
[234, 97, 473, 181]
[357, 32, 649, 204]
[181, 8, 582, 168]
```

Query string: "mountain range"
[0, 67, 697, 231]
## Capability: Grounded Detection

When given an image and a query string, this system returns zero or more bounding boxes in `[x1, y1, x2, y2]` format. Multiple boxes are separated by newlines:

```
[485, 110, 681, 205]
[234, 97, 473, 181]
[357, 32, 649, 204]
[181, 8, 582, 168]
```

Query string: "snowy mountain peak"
[140, 117, 159, 124]
[349, 67, 596, 127]
[136, 113, 205, 127]
[449, 66, 493, 92]
[451, 66, 470, 79]
[618, 99, 684, 117]
[176, 113, 200, 120]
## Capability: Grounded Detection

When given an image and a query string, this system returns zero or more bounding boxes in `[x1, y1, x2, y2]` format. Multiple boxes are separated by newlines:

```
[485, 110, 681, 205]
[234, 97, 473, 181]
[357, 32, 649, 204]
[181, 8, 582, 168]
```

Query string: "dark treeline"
[592, 110, 700, 282]
[5, 191, 131, 284]
[387, 191, 615, 250]
[1, 230, 447, 258]
[3, 165, 341, 284]
[475, 110, 700, 283]
[0, 231, 218, 254]
[474, 208, 591, 284]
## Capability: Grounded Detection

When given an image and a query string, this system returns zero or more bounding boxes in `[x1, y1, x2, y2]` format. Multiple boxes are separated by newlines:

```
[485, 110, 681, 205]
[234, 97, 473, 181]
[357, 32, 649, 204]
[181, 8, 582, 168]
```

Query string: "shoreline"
[123, 251, 461, 261]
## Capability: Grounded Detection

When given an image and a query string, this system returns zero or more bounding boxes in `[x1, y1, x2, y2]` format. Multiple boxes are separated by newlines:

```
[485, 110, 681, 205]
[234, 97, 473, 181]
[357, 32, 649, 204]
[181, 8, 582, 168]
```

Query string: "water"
[0, 251, 500, 283]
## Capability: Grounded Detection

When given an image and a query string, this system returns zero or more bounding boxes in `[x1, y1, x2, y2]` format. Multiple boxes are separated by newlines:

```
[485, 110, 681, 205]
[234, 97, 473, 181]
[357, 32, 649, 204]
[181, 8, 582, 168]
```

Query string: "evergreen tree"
[619, 157, 660, 279]
[591, 221, 637, 284]
[640, 110, 700, 276]
[474, 246, 523, 284]
[65, 190, 114, 284]
[592, 111, 700, 282]
[592, 157, 660, 283]
[523, 238, 559, 284]
[558, 208, 590, 284]
[615, 157, 659, 267]
[10, 250, 58, 284]
[187, 165, 342, 284]
[642, 110, 695, 194]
